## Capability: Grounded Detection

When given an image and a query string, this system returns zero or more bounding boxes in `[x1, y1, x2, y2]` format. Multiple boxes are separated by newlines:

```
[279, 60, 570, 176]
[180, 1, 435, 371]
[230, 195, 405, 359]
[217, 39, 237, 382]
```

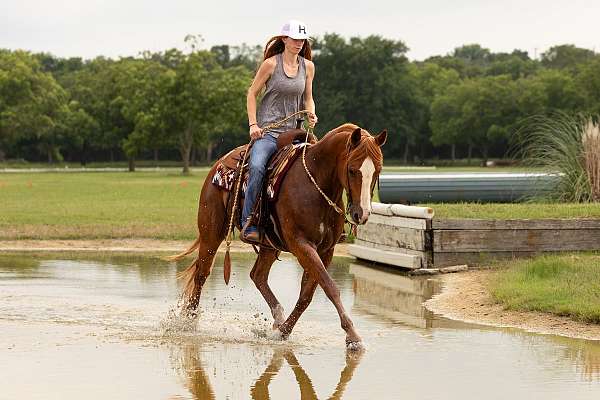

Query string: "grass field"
[422, 202, 600, 219]
[490, 254, 600, 323]
[0, 171, 205, 239]
[1, 169, 600, 240]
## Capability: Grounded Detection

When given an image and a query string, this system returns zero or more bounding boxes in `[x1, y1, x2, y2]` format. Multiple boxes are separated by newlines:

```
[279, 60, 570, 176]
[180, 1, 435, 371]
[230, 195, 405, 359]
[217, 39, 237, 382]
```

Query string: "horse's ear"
[375, 129, 387, 147]
[350, 128, 362, 148]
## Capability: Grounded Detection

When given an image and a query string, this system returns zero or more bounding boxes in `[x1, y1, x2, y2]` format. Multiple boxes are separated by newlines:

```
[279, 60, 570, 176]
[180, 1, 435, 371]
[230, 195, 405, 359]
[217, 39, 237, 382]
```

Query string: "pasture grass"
[1, 170, 600, 240]
[421, 202, 600, 220]
[0, 171, 206, 240]
[490, 254, 600, 324]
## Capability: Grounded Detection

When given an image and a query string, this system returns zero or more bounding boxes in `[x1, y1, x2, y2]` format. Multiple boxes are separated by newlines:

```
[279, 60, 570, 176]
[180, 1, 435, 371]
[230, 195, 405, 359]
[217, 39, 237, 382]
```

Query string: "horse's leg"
[250, 248, 285, 329]
[288, 243, 362, 347]
[179, 240, 221, 316]
[177, 184, 227, 317]
[278, 248, 333, 337]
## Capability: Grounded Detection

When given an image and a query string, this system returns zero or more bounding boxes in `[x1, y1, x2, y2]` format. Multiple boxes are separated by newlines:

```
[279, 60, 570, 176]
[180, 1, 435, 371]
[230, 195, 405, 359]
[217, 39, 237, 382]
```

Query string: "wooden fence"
[348, 203, 600, 269]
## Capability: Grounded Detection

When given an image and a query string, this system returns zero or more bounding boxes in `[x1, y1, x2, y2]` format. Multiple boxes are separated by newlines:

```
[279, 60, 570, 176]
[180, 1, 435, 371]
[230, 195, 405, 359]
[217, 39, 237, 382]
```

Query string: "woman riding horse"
[243, 19, 318, 243]
[171, 21, 387, 350]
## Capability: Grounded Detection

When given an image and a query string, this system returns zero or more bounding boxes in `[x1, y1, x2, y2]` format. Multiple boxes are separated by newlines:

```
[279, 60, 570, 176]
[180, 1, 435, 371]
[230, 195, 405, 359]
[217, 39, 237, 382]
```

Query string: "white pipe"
[371, 202, 434, 219]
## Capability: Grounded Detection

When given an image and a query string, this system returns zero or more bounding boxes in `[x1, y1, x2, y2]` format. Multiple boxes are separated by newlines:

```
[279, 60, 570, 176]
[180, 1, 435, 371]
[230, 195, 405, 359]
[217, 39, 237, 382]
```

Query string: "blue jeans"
[242, 134, 278, 226]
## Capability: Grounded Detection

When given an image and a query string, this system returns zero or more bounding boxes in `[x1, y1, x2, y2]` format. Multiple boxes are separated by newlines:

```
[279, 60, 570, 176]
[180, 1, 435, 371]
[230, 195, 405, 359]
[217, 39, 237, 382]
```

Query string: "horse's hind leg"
[250, 248, 285, 329]
[179, 184, 228, 317]
[179, 241, 221, 317]
[278, 248, 332, 337]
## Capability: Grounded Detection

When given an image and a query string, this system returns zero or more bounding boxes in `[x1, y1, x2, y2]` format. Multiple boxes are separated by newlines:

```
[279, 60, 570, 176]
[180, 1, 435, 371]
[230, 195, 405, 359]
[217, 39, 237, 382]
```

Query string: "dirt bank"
[425, 270, 600, 341]
[0, 239, 350, 257]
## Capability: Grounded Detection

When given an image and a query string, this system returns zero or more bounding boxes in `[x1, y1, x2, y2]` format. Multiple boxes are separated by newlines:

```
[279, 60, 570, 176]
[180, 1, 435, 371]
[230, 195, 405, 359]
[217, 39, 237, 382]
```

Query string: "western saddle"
[211, 128, 318, 251]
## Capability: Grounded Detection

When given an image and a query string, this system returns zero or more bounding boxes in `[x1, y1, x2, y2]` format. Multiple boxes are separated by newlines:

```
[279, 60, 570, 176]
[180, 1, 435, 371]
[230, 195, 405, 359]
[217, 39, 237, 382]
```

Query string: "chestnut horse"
[171, 123, 386, 348]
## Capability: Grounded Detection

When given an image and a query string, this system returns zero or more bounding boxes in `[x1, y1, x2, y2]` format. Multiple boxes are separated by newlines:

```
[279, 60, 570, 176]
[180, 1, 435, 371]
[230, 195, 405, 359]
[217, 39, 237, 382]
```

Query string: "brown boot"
[241, 218, 260, 244]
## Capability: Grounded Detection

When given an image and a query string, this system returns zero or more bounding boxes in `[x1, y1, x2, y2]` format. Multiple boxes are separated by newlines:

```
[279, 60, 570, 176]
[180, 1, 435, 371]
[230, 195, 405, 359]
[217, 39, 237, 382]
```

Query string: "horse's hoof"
[270, 329, 288, 341]
[181, 311, 198, 321]
[346, 340, 365, 352]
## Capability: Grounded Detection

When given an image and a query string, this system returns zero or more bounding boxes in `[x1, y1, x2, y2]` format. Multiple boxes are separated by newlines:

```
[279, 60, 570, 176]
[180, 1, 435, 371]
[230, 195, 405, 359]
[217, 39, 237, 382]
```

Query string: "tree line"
[1, 34, 599, 171]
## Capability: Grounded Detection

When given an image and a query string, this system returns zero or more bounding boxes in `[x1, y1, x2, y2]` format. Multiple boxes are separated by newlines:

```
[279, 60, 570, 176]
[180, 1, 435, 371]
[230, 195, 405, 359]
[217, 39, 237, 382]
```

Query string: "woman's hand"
[307, 112, 318, 128]
[249, 124, 263, 140]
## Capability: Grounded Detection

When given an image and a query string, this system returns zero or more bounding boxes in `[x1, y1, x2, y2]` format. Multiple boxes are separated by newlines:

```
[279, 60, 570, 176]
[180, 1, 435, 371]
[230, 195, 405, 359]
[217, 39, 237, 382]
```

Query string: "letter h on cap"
[298, 25, 306, 34]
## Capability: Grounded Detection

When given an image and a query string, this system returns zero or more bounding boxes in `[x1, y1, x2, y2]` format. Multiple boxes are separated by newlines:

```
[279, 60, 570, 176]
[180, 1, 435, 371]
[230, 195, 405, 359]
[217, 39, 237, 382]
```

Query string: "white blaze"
[359, 157, 375, 214]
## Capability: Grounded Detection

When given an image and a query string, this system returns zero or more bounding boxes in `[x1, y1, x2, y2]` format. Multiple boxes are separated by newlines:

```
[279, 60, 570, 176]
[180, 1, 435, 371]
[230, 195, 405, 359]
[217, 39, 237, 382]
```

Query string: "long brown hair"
[263, 35, 312, 61]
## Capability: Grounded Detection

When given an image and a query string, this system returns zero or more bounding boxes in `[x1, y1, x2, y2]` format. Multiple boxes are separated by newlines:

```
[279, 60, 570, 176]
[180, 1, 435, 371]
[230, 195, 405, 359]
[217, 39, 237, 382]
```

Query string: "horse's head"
[345, 127, 387, 224]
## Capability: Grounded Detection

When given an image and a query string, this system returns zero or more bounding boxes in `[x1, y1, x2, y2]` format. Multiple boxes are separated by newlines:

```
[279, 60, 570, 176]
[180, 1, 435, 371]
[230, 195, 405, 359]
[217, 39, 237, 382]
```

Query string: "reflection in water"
[350, 263, 441, 328]
[350, 261, 600, 383]
[541, 334, 600, 382]
[172, 342, 362, 400]
[569, 342, 600, 381]
[171, 343, 216, 400]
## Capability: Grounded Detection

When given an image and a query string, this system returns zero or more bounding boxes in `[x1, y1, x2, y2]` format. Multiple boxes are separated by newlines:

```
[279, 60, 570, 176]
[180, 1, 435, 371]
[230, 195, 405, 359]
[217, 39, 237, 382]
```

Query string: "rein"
[301, 127, 359, 234]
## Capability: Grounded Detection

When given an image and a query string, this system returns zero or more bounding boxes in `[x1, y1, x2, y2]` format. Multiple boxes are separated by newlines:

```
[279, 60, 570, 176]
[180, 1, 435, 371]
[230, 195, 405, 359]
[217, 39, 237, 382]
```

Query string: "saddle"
[211, 129, 318, 251]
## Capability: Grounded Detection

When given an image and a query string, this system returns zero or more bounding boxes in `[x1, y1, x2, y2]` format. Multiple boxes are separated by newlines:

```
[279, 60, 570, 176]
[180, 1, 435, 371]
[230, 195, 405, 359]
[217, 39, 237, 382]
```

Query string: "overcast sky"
[1, 0, 598, 61]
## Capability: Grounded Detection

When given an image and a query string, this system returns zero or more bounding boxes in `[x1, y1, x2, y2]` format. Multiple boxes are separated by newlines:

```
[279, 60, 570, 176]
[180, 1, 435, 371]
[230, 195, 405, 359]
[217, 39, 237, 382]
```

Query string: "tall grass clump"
[582, 119, 600, 201]
[516, 112, 600, 202]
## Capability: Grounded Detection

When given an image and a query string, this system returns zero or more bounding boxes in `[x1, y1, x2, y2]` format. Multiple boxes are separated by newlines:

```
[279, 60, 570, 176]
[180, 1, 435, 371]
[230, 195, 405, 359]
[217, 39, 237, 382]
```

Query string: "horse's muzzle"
[350, 206, 370, 225]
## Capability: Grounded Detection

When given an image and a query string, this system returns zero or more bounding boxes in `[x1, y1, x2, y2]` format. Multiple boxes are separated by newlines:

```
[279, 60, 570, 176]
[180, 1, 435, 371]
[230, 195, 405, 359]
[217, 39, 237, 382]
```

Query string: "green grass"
[0, 171, 207, 240]
[1, 169, 600, 240]
[420, 202, 600, 219]
[0, 160, 212, 169]
[490, 254, 600, 323]
[381, 165, 544, 173]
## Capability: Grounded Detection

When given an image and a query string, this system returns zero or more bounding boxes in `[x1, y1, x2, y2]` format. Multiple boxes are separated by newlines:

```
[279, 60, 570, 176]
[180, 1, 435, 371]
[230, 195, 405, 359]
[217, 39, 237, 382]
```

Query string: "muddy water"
[1, 253, 600, 400]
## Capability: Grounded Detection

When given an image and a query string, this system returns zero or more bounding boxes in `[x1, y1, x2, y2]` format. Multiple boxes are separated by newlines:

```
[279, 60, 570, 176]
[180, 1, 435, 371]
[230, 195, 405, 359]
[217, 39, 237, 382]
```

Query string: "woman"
[242, 19, 318, 242]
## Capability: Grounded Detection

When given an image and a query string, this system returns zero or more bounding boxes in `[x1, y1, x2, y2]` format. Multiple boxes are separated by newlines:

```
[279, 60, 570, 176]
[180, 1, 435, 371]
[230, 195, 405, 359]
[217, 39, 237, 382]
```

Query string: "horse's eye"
[349, 169, 357, 177]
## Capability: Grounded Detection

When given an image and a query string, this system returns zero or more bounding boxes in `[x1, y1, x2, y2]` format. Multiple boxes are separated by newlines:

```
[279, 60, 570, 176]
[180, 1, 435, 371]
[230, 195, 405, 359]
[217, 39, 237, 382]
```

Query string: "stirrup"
[241, 217, 261, 244]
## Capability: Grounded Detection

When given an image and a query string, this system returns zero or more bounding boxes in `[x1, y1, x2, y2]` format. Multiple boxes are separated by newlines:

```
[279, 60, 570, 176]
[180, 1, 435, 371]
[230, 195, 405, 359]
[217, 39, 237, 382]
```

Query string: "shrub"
[517, 112, 600, 202]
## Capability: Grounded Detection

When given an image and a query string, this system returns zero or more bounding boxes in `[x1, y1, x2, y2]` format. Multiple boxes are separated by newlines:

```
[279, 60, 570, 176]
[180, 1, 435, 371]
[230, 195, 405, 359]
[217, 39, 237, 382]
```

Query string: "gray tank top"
[257, 53, 306, 137]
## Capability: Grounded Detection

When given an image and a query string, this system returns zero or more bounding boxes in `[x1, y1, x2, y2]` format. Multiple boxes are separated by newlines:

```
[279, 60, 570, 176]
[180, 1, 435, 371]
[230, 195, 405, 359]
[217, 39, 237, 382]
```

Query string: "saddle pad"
[211, 142, 308, 201]
[265, 142, 307, 201]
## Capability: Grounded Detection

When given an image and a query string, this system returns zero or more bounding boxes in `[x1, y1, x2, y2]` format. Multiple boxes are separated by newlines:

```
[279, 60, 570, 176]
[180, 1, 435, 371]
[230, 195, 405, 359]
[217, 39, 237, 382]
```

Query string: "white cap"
[280, 20, 309, 39]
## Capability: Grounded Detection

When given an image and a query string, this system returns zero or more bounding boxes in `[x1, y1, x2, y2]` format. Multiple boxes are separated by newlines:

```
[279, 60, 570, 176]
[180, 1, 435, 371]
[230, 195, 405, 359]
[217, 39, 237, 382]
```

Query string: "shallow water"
[1, 253, 600, 399]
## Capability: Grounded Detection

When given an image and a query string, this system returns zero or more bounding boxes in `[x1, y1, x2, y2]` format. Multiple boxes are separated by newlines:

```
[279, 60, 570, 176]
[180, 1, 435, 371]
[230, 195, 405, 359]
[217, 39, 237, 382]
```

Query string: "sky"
[1, 0, 598, 61]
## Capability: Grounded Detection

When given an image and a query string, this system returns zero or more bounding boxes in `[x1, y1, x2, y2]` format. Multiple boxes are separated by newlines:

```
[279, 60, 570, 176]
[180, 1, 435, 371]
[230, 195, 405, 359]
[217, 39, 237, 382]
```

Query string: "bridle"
[302, 127, 379, 235]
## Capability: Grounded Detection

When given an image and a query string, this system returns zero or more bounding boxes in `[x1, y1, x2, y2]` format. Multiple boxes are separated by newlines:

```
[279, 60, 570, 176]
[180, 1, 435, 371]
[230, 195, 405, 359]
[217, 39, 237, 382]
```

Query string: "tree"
[532, 68, 584, 111]
[0, 50, 68, 162]
[453, 44, 491, 64]
[114, 58, 173, 170]
[313, 34, 415, 160]
[430, 75, 518, 163]
[575, 58, 600, 115]
[485, 51, 538, 79]
[160, 50, 251, 174]
[425, 44, 492, 79]
[541, 45, 596, 70]
[412, 62, 460, 159]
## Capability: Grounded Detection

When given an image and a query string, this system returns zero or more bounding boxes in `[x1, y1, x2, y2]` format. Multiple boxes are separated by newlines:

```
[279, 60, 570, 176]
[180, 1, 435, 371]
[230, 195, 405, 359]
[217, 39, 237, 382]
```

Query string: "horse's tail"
[166, 236, 202, 262]
[166, 236, 203, 301]
[178, 256, 200, 301]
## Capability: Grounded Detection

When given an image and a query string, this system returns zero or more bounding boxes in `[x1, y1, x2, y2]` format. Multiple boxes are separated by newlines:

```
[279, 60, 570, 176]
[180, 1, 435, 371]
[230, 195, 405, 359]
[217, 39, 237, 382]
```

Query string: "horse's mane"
[321, 123, 383, 167]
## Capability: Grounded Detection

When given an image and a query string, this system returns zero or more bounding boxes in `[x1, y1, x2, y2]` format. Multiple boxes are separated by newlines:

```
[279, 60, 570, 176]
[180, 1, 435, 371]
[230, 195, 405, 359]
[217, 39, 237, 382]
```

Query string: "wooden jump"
[348, 202, 600, 269]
